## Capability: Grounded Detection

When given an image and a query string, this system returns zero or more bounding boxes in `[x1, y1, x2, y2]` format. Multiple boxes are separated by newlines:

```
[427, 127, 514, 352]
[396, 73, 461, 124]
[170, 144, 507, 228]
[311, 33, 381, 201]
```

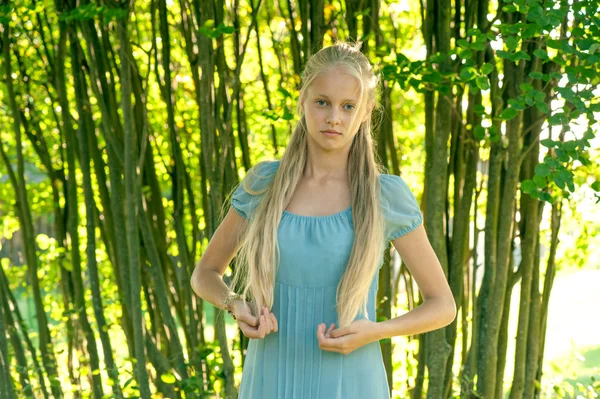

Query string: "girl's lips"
[322, 130, 341, 135]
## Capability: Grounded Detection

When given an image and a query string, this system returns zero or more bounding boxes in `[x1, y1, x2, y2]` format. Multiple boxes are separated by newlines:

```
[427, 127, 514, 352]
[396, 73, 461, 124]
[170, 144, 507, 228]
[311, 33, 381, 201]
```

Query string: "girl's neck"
[304, 153, 349, 181]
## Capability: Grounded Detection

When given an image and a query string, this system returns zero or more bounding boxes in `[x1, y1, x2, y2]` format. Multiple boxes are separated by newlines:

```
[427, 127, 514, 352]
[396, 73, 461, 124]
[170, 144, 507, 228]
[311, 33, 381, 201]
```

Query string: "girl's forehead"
[309, 68, 363, 100]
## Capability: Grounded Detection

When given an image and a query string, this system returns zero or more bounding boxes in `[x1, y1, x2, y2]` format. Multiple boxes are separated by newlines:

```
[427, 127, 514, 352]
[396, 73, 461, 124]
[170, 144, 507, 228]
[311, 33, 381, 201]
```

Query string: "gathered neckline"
[283, 206, 352, 220]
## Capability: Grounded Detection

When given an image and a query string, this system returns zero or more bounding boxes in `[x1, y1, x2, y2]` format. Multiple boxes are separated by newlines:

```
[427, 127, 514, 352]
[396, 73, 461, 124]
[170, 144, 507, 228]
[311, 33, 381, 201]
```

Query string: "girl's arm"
[190, 207, 246, 312]
[375, 224, 456, 339]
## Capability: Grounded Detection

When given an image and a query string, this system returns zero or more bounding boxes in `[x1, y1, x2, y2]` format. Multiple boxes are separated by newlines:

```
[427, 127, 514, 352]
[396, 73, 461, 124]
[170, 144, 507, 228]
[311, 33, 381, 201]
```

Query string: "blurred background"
[0, 0, 599, 398]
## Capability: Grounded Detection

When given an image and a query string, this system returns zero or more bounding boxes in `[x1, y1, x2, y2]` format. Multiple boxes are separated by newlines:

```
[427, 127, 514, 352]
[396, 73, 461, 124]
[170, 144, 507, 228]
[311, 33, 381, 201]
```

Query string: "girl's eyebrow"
[314, 93, 357, 103]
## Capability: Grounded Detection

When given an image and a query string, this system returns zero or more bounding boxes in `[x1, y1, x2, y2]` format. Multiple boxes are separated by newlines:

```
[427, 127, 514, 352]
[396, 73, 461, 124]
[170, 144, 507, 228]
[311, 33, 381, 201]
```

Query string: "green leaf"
[474, 126, 486, 140]
[467, 28, 481, 36]
[282, 109, 295, 120]
[591, 181, 600, 192]
[496, 50, 512, 60]
[396, 53, 410, 65]
[457, 39, 470, 48]
[508, 98, 526, 111]
[216, 23, 235, 35]
[471, 41, 486, 51]
[535, 163, 551, 177]
[558, 168, 573, 184]
[533, 90, 546, 102]
[525, 96, 535, 106]
[533, 49, 549, 60]
[520, 83, 534, 92]
[584, 129, 595, 140]
[459, 49, 473, 59]
[521, 179, 537, 193]
[535, 101, 549, 113]
[546, 39, 561, 49]
[563, 141, 578, 151]
[561, 40, 575, 54]
[540, 139, 555, 148]
[473, 104, 486, 115]
[506, 36, 519, 51]
[501, 107, 518, 120]
[533, 175, 547, 188]
[555, 149, 569, 162]
[278, 87, 292, 98]
[516, 51, 531, 61]
[522, 23, 538, 39]
[476, 76, 490, 90]
[541, 192, 555, 203]
[421, 71, 442, 83]
[529, 71, 545, 79]
[459, 67, 478, 81]
[548, 113, 566, 125]
[553, 176, 566, 190]
[481, 62, 494, 75]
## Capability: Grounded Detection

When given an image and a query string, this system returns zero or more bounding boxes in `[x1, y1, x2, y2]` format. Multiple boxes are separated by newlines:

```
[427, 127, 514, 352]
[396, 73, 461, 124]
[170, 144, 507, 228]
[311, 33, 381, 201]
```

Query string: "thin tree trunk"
[377, 245, 393, 393]
[0, 22, 63, 399]
[0, 266, 50, 399]
[509, 80, 543, 399]
[528, 201, 560, 398]
[70, 34, 124, 399]
[118, 11, 152, 398]
[0, 269, 16, 398]
[424, 0, 453, 395]
[56, 20, 104, 398]
[255, 24, 279, 156]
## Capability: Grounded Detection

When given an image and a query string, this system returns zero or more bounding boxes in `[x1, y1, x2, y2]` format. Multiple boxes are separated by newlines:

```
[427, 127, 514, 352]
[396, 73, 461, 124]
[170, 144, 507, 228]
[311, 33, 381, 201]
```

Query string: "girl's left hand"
[316, 319, 380, 355]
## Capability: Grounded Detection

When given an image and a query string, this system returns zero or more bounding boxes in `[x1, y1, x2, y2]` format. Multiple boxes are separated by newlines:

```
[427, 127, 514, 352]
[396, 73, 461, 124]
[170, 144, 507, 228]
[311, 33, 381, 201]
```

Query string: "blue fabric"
[231, 160, 422, 399]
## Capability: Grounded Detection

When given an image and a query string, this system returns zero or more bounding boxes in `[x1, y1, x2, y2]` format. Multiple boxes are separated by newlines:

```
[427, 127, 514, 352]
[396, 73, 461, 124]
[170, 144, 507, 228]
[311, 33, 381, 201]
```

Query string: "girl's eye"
[344, 104, 355, 111]
[316, 100, 328, 106]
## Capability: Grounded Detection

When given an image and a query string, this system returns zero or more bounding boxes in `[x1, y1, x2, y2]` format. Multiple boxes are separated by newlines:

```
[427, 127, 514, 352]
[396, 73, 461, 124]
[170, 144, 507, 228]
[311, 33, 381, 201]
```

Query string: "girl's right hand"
[233, 301, 278, 339]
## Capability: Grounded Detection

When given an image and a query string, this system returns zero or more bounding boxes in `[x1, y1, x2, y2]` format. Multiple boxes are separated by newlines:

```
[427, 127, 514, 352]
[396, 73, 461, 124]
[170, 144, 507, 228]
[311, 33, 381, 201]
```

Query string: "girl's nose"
[327, 110, 341, 125]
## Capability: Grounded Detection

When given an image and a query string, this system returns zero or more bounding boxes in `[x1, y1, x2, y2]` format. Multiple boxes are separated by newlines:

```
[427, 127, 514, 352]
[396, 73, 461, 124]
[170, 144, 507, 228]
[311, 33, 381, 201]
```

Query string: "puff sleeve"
[231, 160, 280, 220]
[380, 174, 423, 241]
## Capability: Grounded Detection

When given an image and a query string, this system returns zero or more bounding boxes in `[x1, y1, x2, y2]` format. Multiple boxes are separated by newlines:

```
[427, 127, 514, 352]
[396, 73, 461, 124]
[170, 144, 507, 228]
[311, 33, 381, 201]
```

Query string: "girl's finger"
[238, 320, 259, 339]
[269, 312, 278, 332]
[317, 324, 328, 342]
[238, 311, 259, 328]
[257, 315, 267, 338]
[325, 323, 335, 338]
[262, 308, 273, 334]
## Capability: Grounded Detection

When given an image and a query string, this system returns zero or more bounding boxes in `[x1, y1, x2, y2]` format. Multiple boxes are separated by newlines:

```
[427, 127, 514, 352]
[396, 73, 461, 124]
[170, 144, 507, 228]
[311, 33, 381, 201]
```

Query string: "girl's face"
[301, 67, 371, 154]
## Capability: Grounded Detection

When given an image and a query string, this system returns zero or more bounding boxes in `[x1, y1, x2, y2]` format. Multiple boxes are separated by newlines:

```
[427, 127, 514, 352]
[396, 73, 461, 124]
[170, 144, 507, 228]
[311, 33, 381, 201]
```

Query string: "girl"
[191, 41, 456, 398]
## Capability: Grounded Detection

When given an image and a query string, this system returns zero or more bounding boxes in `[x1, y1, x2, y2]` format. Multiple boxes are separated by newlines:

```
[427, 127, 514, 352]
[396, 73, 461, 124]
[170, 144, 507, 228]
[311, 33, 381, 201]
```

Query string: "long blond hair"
[231, 41, 385, 328]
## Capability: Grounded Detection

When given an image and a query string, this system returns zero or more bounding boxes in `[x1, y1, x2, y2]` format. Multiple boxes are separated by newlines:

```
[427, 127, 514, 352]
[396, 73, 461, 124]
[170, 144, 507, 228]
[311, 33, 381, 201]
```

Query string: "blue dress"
[231, 160, 422, 399]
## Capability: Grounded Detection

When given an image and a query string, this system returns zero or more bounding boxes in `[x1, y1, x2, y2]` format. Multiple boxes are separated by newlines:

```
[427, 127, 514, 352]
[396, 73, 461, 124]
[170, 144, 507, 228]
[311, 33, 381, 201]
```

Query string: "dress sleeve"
[231, 160, 280, 220]
[380, 174, 423, 241]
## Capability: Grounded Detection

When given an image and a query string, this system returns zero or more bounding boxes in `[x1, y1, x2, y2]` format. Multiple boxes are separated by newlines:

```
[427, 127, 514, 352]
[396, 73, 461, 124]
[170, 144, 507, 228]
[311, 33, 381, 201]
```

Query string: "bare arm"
[190, 207, 246, 310]
[375, 224, 457, 340]
[190, 207, 278, 338]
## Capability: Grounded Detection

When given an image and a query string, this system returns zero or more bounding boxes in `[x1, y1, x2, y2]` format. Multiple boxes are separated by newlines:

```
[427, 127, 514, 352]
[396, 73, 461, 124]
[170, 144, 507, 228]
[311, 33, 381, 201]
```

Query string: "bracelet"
[223, 292, 241, 320]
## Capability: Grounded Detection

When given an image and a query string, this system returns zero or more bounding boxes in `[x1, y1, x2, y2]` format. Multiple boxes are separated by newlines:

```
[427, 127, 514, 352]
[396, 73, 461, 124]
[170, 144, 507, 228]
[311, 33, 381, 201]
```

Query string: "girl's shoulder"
[231, 160, 280, 219]
[244, 159, 280, 192]
[379, 173, 415, 201]
[379, 173, 423, 241]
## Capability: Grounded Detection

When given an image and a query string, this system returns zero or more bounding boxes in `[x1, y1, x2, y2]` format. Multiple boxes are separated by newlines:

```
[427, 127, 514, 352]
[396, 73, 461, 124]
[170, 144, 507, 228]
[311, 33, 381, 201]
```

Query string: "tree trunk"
[117, 11, 152, 398]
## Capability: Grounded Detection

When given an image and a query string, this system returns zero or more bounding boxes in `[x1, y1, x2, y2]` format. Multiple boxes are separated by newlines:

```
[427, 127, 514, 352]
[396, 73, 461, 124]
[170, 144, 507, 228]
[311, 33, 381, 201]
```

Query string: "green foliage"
[58, 3, 127, 24]
[199, 20, 236, 39]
